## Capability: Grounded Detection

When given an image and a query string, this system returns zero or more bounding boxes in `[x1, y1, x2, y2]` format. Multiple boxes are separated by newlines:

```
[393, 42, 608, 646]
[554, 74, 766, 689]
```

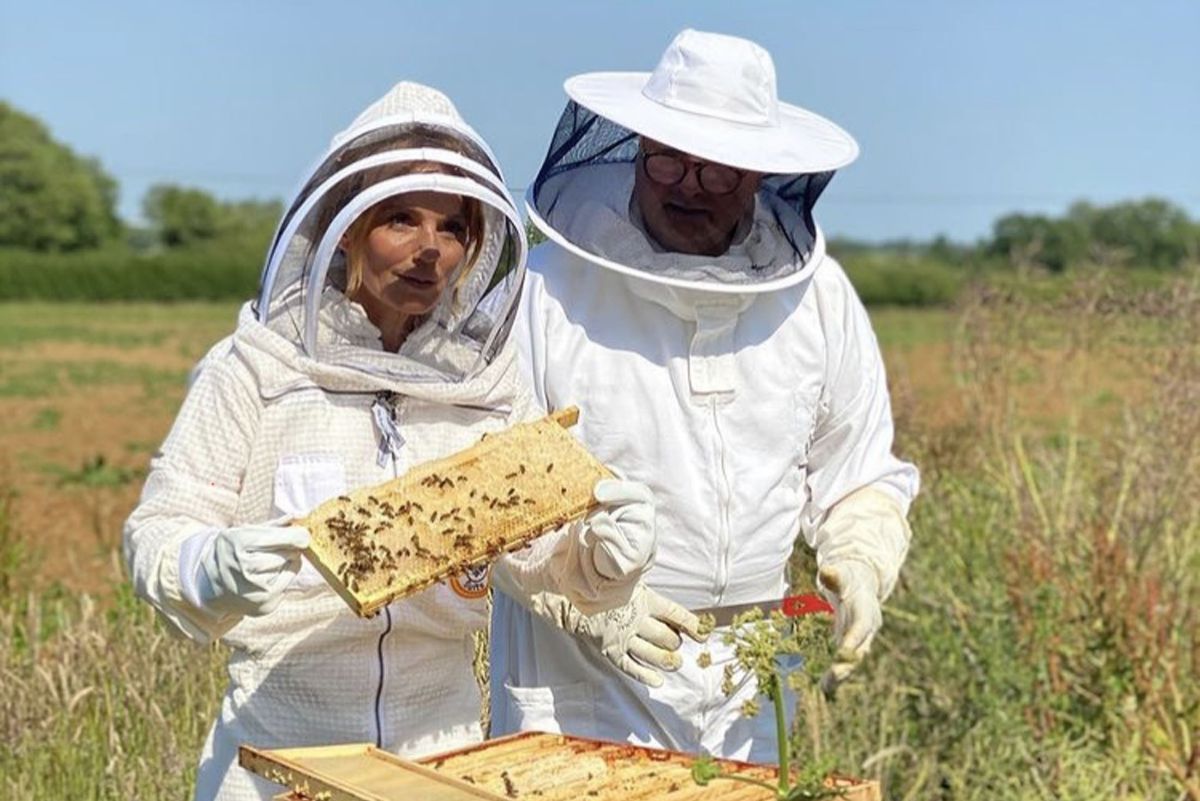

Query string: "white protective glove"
[818, 560, 882, 694]
[811, 487, 911, 694]
[586, 478, 655, 581]
[181, 524, 311, 619]
[527, 582, 708, 688]
[498, 478, 656, 615]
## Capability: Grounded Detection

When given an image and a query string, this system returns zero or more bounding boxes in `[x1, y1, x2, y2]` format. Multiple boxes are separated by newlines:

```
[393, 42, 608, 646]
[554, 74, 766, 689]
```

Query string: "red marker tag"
[782, 594, 834, 617]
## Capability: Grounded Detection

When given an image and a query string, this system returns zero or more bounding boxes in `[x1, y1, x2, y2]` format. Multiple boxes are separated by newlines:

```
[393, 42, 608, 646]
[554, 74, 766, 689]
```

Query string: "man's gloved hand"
[817, 560, 882, 695]
[533, 582, 708, 688]
[587, 478, 655, 580]
[191, 524, 311, 619]
[492, 478, 657, 616]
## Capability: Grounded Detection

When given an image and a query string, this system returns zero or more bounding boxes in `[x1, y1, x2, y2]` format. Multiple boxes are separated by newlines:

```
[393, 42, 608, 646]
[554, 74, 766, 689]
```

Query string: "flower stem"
[772, 672, 790, 796]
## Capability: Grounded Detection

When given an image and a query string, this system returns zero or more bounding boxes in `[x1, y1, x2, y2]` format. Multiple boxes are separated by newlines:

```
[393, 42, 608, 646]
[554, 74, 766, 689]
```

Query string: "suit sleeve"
[123, 356, 260, 644]
[800, 259, 919, 598]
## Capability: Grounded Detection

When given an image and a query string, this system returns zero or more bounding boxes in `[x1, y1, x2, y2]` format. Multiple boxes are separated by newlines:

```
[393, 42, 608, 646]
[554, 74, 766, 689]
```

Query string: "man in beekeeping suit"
[490, 30, 919, 762]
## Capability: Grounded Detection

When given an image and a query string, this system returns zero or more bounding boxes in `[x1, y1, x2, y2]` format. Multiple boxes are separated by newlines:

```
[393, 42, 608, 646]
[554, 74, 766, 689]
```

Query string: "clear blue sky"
[2, 0, 1197, 243]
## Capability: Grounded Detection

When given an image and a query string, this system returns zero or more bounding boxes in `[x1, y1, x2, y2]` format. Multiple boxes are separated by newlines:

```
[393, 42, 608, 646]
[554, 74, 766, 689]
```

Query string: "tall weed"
[795, 269, 1199, 799]
[0, 557, 226, 799]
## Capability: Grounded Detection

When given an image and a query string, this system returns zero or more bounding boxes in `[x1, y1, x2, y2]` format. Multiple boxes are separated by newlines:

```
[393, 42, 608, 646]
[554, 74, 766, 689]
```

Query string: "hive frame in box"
[419, 731, 882, 801]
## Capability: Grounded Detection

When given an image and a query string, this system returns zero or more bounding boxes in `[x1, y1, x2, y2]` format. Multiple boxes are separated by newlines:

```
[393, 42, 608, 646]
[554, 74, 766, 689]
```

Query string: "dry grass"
[0, 563, 226, 799]
[1, 274, 1197, 799]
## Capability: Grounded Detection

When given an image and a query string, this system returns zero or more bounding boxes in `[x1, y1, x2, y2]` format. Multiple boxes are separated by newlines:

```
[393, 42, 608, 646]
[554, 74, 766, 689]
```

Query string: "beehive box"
[245, 734, 881, 801]
[297, 408, 610, 617]
[421, 732, 881, 801]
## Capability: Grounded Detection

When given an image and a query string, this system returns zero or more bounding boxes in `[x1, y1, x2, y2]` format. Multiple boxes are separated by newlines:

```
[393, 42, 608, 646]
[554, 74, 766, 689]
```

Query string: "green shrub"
[0, 245, 260, 301]
[978, 264, 1192, 308]
[839, 255, 968, 307]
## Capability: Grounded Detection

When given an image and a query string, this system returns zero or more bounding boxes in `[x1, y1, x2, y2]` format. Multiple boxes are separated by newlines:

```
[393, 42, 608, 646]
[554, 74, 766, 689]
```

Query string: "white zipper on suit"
[370, 391, 405, 747]
[374, 606, 394, 747]
[689, 304, 741, 607]
[710, 396, 732, 606]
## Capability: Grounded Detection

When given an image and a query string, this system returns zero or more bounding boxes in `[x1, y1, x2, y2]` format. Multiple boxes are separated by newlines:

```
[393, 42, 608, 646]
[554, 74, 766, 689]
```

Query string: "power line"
[112, 168, 1200, 208]
[817, 193, 1200, 207]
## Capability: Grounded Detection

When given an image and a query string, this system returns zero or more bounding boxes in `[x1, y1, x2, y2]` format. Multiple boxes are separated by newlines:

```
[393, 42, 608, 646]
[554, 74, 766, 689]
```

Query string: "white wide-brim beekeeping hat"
[564, 28, 858, 174]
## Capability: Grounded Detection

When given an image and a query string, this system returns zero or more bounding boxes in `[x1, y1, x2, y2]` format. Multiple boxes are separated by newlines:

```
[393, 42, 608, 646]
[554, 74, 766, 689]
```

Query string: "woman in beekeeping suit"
[123, 82, 662, 801]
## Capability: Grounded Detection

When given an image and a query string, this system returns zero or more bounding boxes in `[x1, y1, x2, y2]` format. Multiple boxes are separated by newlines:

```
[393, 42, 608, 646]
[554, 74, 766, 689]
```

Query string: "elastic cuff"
[862, 483, 912, 517]
[178, 528, 220, 610]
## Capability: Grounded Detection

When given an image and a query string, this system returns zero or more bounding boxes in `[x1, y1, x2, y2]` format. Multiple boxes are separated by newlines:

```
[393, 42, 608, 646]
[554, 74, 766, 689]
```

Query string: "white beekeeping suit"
[491, 30, 919, 762]
[125, 83, 651, 801]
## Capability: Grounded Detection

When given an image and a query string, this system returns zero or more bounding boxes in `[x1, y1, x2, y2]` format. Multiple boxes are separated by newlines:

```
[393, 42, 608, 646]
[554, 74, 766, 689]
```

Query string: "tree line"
[1, 101, 280, 254]
[1, 100, 1197, 302]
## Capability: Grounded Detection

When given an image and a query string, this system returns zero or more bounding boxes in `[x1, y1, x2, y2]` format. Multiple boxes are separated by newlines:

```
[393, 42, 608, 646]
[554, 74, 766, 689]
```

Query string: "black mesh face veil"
[530, 101, 837, 276]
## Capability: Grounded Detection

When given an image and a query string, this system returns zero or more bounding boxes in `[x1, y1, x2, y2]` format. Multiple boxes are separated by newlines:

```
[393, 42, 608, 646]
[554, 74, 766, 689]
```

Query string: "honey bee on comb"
[295, 408, 609, 617]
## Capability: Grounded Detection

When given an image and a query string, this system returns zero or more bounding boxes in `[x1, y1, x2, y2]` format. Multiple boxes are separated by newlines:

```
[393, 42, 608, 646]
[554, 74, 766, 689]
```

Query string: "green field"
[2, 280, 1198, 800]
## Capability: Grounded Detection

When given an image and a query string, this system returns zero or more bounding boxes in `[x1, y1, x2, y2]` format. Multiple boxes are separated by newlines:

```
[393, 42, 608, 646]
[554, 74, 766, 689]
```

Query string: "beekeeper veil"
[527, 29, 859, 295]
[256, 82, 525, 384]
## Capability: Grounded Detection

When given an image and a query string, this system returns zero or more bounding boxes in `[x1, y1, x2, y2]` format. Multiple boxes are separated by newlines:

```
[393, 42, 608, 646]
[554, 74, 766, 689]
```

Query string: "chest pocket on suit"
[272, 453, 347, 591]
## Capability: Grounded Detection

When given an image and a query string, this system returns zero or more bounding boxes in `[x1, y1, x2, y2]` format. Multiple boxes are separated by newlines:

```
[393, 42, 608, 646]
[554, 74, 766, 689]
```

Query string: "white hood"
[255, 82, 526, 388]
[230, 298, 521, 410]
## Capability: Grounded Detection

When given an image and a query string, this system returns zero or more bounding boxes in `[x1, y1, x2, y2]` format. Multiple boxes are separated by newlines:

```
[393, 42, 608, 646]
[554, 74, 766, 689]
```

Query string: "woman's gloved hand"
[817, 560, 882, 694]
[182, 524, 311, 619]
[529, 581, 708, 688]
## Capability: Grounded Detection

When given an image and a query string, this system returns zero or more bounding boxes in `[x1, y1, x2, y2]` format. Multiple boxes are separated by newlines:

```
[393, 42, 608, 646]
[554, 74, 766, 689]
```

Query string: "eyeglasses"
[641, 151, 746, 195]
